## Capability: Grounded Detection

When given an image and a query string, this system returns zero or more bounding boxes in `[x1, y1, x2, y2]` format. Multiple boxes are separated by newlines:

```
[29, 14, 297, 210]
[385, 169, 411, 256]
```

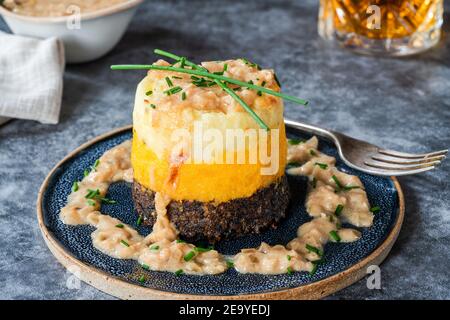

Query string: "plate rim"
[36, 125, 405, 300]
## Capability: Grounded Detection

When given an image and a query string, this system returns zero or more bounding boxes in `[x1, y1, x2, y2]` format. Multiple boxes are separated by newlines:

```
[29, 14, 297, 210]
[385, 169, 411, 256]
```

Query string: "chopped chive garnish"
[240, 58, 259, 69]
[191, 76, 216, 87]
[329, 230, 341, 242]
[257, 80, 265, 96]
[145, 90, 153, 96]
[172, 76, 182, 79]
[370, 206, 381, 213]
[223, 63, 228, 72]
[247, 80, 254, 85]
[85, 189, 116, 204]
[343, 185, 361, 191]
[181, 91, 186, 100]
[288, 161, 302, 167]
[183, 251, 196, 262]
[240, 58, 250, 65]
[179, 57, 186, 68]
[136, 216, 143, 226]
[332, 175, 343, 189]
[310, 259, 325, 275]
[115, 224, 124, 229]
[309, 263, 318, 275]
[87, 199, 96, 206]
[120, 240, 130, 247]
[194, 246, 212, 253]
[332, 175, 360, 191]
[138, 275, 146, 283]
[163, 86, 182, 96]
[314, 162, 328, 170]
[335, 204, 344, 216]
[101, 197, 117, 204]
[84, 189, 97, 198]
[141, 263, 150, 270]
[226, 260, 234, 268]
[83, 159, 100, 177]
[287, 266, 294, 275]
[287, 255, 292, 261]
[72, 181, 79, 192]
[148, 104, 156, 109]
[288, 138, 304, 145]
[175, 269, 184, 276]
[310, 149, 317, 156]
[85, 189, 100, 199]
[176, 239, 186, 243]
[305, 244, 323, 257]
[312, 177, 317, 188]
[165, 76, 173, 87]
[150, 245, 159, 250]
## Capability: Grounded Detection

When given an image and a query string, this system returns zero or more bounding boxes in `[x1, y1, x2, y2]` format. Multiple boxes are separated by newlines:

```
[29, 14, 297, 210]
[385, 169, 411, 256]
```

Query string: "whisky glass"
[318, 0, 444, 56]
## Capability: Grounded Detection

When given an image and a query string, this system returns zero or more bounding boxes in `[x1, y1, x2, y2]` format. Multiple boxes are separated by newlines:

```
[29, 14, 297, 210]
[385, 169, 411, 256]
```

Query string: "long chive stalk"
[153, 50, 269, 130]
[110, 65, 308, 106]
[154, 49, 195, 68]
[215, 80, 269, 130]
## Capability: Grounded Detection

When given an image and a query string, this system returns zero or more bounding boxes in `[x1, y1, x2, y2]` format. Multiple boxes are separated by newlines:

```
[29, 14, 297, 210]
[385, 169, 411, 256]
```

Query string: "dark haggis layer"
[132, 176, 290, 243]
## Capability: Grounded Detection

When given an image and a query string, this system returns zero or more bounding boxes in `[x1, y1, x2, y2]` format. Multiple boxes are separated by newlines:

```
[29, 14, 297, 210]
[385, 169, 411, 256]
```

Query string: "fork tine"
[378, 148, 448, 159]
[364, 160, 439, 171]
[371, 154, 446, 165]
[361, 165, 437, 176]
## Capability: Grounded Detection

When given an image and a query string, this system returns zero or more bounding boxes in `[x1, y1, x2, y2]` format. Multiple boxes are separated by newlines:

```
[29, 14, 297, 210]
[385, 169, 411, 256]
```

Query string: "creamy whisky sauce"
[2, 0, 130, 17]
[59, 136, 373, 276]
[233, 243, 313, 274]
[287, 136, 374, 227]
[60, 141, 227, 275]
[233, 137, 372, 273]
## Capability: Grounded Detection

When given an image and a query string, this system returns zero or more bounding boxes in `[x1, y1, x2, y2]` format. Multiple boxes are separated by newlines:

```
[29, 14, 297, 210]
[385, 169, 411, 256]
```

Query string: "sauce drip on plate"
[60, 137, 373, 275]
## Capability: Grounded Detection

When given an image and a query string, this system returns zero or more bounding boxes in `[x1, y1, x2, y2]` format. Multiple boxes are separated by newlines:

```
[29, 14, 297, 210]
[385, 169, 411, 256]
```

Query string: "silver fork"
[284, 119, 447, 176]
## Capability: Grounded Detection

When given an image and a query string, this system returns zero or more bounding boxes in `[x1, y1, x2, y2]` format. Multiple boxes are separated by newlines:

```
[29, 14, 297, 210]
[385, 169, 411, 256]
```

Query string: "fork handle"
[284, 119, 338, 143]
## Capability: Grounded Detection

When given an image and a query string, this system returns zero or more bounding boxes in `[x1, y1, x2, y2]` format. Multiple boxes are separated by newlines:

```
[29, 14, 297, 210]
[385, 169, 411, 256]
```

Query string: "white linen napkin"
[0, 31, 65, 124]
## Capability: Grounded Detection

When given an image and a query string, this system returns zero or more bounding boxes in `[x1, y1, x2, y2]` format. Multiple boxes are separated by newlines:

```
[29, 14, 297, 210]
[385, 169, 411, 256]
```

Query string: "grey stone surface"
[0, 0, 449, 300]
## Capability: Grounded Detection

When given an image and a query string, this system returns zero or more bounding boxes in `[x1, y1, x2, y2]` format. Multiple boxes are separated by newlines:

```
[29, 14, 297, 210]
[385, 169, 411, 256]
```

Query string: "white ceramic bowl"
[0, 0, 143, 63]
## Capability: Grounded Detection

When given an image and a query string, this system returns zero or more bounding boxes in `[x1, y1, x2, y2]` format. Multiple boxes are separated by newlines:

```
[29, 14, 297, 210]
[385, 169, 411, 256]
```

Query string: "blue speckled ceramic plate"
[37, 125, 404, 299]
